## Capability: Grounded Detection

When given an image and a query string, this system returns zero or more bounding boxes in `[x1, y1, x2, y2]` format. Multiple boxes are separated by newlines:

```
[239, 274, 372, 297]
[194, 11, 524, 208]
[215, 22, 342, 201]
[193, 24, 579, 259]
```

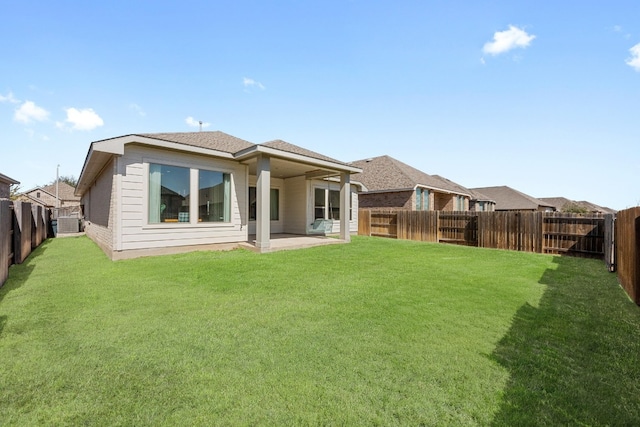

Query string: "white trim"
[115, 157, 122, 251]
[235, 145, 362, 174]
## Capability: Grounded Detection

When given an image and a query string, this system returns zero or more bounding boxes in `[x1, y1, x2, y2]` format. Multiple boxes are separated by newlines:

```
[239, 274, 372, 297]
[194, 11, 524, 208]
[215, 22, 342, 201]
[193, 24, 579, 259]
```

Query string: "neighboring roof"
[76, 131, 361, 197]
[0, 172, 19, 185]
[350, 155, 471, 196]
[467, 188, 495, 203]
[42, 182, 79, 201]
[540, 197, 616, 214]
[22, 182, 79, 201]
[470, 186, 555, 211]
[577, 201, 617, 214]
[538, 197, 573, 211]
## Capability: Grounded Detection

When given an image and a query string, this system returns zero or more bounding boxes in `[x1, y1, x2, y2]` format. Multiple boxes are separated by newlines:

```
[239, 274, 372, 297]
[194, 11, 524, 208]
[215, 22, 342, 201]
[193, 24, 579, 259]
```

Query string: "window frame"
[313, 184, 353, 222]
[248, 186, 280, 222]
[144, 160, 235, 228]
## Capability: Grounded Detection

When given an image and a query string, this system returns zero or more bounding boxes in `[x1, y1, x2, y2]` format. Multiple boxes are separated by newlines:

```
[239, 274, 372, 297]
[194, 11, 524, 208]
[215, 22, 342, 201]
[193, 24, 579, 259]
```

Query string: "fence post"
[0, 200, 11, 287]
[13, 201, 32, 264]
[604, 214, 615, 272]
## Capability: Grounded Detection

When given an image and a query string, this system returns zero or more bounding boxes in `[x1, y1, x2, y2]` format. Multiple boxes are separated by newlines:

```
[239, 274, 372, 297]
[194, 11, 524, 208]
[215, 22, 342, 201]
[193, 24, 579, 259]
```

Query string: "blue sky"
[1, 0, 638, 210]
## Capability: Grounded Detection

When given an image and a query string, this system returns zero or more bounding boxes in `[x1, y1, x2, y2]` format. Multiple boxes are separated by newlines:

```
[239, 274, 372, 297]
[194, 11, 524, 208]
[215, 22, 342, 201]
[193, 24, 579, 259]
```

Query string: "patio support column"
[339, 172, 351, 242]
[255, 154, 271, 251]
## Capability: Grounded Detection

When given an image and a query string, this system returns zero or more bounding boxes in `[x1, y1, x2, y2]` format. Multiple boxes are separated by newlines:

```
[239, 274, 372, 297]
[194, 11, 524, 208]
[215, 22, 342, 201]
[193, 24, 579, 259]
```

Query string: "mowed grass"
[1, 236, 639, 426]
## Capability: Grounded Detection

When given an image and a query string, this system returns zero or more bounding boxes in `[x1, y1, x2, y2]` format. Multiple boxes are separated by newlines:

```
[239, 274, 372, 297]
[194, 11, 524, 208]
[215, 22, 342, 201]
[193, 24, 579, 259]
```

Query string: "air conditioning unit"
[57, 217, 79, 234]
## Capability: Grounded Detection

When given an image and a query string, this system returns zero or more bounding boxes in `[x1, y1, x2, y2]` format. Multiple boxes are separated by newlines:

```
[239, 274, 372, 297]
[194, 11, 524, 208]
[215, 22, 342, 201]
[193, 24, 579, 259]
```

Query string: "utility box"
[57, 217, 79, 234]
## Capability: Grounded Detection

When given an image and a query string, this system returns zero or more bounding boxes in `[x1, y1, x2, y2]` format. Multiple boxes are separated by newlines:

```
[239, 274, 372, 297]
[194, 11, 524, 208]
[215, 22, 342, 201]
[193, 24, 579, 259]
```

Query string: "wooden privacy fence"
[615, 207, 640, 305]
[358, 209, 613, 260]
[0, 200, 51, 287]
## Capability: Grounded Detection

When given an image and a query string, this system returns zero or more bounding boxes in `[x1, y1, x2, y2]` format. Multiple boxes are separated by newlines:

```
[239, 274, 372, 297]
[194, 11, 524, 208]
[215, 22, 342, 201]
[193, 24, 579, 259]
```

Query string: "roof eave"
[75, 135, 239, 197]
[0, 173, 19, 185]
[234, 145, 362, 174]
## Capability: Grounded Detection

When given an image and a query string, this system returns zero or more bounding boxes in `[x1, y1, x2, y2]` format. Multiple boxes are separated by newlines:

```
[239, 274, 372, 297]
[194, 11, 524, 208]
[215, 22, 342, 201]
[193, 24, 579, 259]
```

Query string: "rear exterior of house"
[76, 132, 360, 259]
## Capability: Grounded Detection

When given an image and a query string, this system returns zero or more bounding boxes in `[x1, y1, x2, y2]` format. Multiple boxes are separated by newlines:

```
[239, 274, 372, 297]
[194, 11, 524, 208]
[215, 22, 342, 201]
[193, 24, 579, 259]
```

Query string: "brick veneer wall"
[83, 158, 116, 258]
[358, 191, 413, 210]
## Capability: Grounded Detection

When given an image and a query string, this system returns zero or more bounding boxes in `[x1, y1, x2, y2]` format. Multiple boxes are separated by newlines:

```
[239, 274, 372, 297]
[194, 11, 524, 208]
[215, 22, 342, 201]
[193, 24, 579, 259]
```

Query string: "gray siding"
[115, 146, 248, 252]
[283, 176, 308, 234]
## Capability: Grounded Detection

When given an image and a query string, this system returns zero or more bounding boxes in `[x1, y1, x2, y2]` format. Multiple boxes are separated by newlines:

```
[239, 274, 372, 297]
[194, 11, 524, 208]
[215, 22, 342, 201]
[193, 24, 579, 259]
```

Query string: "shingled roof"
[261, 139, 347, 165]
[134, 132, 352, 167]
[471, 186, 554, 211]
[350, 155, 471, 195]
[137, 131, 254, 154]
[41, 182, 79, 202]
[539, 197, 616, 214]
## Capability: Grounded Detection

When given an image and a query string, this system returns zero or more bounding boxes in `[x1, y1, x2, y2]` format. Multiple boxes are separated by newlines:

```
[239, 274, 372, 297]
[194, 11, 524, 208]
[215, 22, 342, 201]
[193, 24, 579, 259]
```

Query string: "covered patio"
[237, 140, 362, 253]
[240, 233, 346, 253]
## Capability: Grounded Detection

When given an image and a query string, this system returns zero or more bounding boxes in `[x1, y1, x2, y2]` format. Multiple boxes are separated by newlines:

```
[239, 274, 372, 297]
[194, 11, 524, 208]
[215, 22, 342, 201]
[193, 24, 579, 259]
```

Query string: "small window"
[248, 187, 279, 221]
[36, 192, 41, 198]
[314, 188, 325, 220]
[315, 187, 344, 220]
[329, 190, 340, 220]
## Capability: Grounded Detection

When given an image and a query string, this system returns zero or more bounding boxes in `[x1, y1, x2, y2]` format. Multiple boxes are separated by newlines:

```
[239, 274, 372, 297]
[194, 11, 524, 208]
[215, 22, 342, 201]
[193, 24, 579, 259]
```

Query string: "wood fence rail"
[358, 209, 613, 259]
[0, 200, 51, 287]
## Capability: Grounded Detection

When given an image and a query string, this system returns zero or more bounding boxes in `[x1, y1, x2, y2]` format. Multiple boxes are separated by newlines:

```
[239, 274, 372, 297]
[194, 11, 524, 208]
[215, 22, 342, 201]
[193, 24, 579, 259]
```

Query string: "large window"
[248, 187, 279, 221]
[149, 164, 190, 223]
[199, 170, 231, 222]
[149, 163, 230, 224]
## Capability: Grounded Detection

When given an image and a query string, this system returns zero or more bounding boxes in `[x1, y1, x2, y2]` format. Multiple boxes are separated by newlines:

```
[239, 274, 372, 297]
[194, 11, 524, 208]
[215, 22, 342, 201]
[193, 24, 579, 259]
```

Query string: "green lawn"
[1, 236, 639, 426]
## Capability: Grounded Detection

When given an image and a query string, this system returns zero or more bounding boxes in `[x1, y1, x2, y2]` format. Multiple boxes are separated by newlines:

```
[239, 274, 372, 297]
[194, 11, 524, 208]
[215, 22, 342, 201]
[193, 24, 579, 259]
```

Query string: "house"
[470, 186, 555, 212]
[17, 182, 81, 216]
[350, 155, 471, 211]
[75, 131, 362, 259]
[467, 188, 496, 212]
[0, 173, 19, 199]
[539, 197, 616, 215]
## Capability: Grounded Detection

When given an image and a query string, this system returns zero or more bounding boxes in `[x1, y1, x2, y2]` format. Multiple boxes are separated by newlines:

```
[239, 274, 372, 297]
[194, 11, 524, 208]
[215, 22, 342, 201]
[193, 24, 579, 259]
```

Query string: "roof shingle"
[350, 155, 471, 195]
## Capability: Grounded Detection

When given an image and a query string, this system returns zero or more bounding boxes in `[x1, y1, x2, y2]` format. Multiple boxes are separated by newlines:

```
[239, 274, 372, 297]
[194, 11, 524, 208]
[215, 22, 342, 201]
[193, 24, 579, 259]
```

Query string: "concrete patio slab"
[240, 233, 346, 253]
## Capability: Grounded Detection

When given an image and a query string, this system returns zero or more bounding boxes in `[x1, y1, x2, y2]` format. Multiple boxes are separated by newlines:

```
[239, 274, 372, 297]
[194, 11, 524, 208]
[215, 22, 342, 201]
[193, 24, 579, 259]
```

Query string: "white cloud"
[626, 43, 640, 71]
[61, 107, 104, 131]
[129, 103, 146, 116]
[483, 25, 536, 56]
[243, 77, 265, 91]
[185, 116, 211, 129]
[14, 100, 50, 123]
[0, 91, 20, 104]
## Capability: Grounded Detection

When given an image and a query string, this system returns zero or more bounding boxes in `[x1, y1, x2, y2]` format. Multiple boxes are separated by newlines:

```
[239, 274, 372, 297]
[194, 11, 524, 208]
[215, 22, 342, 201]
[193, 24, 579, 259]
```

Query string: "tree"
[9, 183, 22, 201]
[562, 203, 589, 214]
[49, 175, 78, 188]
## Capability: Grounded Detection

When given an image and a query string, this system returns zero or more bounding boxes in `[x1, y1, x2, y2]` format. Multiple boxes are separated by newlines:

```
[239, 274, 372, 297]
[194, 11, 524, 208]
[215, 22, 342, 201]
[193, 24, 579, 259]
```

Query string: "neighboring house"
[539, 197, 616, 214]
[75, 131, 362, 259]
[350, 155, 471, 211]
[17, 181, 82, 216]
[470, 186, 555, 212]
[0, 173, 19, 199]
[467, 188, 496, 212]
